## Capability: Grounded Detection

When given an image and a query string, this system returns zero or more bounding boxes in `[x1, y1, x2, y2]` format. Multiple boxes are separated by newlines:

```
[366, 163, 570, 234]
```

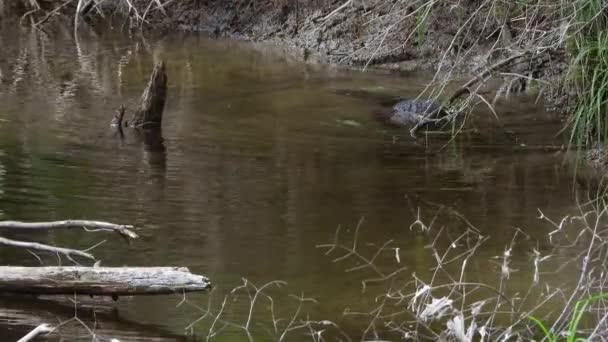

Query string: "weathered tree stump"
[130, 61, 167, 129]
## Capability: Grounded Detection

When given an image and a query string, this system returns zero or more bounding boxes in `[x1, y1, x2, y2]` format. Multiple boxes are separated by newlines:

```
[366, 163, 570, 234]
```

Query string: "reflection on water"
[0, 26, 585, 340]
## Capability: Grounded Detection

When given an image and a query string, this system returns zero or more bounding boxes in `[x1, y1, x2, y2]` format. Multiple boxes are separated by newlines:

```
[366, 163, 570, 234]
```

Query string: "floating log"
[0, 266, 211, 296]
[130, 61, 167, 129]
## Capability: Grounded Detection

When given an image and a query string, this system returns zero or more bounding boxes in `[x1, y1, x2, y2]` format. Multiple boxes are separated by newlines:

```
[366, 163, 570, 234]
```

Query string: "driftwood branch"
[0, 236, 95, 261]
[0, 220, 138, 262]
[0, 220, 138, 241]
[130, 61, 167, 129]
[0, 266, 211, 296]
[17, 323, 53, 342]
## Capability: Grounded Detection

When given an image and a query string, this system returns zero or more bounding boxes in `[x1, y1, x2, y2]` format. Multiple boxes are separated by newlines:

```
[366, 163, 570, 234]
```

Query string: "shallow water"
[0, 25, 588, 341]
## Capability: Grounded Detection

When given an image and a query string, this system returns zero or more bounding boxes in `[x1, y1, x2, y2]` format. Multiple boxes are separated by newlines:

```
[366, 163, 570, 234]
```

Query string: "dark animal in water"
[385, 99, 447, 129]
[329, 89, 450, 134]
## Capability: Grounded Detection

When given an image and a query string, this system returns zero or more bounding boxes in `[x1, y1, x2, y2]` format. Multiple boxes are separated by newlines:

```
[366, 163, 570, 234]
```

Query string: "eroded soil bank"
[142, 0, 547, 71]
[3, 0, 568, 74]
[129, 1, 573, 114]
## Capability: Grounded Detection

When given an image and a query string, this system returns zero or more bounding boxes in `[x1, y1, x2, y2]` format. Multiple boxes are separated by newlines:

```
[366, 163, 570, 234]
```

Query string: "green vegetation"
[414, 3, 431, 51]
[531, 293, 608, 342]
[567, 0, 608, 150]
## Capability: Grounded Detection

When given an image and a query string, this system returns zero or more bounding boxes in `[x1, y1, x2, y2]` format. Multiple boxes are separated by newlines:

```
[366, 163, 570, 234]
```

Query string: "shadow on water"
[138, 128, 167, 173]
[0, 24, 598, 340]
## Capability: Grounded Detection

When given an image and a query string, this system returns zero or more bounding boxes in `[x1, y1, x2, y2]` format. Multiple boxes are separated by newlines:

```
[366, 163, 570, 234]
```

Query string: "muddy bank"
[143, 0, 506, 71]
[133, 0, 569, 109]
[4, 1, 569, 87]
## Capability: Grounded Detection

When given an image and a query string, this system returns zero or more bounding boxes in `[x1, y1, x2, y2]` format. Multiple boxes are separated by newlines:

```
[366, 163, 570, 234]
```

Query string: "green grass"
[567, 0, 608, 150]
[530, 292, 608, 341]
[567, 31, 608, 148]
[414, 3, 432, 51]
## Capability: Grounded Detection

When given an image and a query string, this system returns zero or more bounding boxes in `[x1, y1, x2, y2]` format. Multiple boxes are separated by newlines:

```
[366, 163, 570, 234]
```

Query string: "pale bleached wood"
[17, 323, 52, 342]
[0, 266, 211, 296]
[0, 220, 138, 240]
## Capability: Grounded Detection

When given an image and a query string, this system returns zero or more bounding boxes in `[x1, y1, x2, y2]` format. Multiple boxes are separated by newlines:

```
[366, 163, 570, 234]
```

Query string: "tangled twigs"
[409, 51, 535, 137]
[179, 278, 343, 341]
[316, 217, 409, 292]
[446, 51, 534, 106]
[315, 199, 608, 340]
[0, 219, 138, 263]
[34, 0, 75, 27]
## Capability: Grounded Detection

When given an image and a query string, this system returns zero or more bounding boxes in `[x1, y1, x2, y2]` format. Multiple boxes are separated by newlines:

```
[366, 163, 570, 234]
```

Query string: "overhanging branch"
[0, 220, 138, 241]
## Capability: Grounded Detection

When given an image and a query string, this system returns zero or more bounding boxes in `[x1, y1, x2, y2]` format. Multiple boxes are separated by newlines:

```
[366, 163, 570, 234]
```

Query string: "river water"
[0, 25, 592, 341]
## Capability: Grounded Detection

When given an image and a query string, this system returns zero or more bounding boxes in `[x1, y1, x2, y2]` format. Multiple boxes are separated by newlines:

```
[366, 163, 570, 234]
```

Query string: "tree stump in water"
[130, 61, 167, 129]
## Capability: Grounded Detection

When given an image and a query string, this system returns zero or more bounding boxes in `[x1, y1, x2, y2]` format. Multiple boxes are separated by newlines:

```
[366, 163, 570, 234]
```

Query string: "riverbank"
[139, 1, 555, 72]
[119, 1, 573, 122]
[4, 0, 601, 162]
[2, 3, 608, 340]
[3, 1, 569, 73]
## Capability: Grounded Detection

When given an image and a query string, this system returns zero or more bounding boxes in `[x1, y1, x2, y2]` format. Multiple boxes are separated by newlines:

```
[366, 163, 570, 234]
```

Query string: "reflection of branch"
[317, 217, 410, 292]
[34, 0, 75, 27]
[2, 294, 190, 341]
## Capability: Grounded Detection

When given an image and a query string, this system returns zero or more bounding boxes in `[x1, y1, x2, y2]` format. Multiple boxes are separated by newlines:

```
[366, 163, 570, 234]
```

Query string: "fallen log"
[0, 266, 211, 296]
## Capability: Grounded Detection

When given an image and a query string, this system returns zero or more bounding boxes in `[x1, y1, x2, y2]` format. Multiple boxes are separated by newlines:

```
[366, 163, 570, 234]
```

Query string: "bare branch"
[17, 323, 53, 342]
[0, 236, 95, 261]
[0, 220, 138, 241]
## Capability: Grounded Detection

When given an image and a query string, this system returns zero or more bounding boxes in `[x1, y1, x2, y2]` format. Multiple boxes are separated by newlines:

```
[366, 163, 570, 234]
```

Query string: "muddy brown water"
[0, 26, 592, 341]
